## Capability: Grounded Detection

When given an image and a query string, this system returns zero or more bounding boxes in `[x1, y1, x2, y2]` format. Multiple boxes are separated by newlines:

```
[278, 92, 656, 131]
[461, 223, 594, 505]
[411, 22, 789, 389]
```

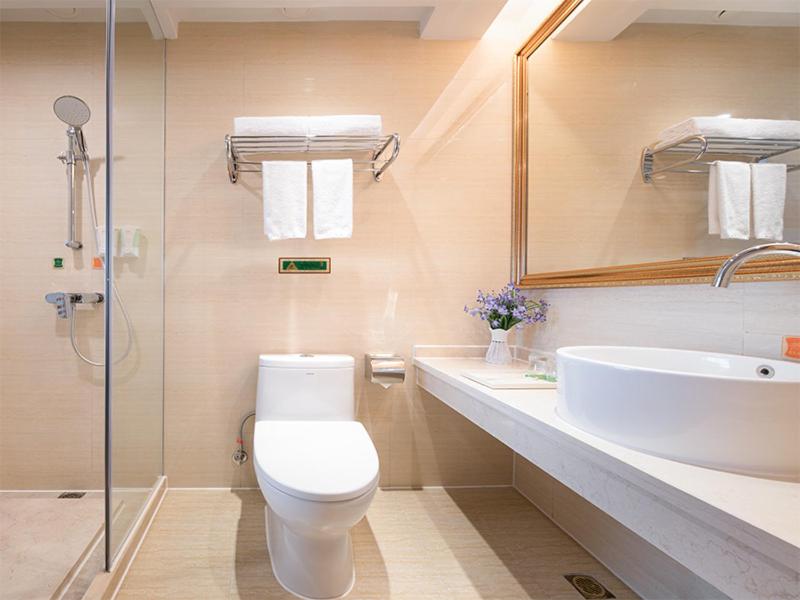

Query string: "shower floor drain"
[564, 574, 616, 599]
[57, 492, 86, 499]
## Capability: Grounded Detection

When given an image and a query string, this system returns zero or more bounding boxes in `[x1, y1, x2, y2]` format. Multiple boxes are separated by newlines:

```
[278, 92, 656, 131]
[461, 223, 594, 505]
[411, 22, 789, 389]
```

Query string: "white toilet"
[253, 354, 379, 600]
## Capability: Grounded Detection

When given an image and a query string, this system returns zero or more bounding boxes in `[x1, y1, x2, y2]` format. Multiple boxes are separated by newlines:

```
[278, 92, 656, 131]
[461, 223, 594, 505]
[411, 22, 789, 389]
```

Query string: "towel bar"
[225, 133, 400, 183]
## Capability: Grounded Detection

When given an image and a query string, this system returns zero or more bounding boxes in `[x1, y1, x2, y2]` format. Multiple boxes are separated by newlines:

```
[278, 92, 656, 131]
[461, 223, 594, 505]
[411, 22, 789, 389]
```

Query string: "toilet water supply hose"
[233, 411, 256, 465]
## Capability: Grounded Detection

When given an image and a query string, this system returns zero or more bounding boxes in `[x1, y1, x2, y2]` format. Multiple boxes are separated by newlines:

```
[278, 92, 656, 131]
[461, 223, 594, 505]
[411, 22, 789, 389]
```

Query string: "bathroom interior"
[0, 0, 798, 598]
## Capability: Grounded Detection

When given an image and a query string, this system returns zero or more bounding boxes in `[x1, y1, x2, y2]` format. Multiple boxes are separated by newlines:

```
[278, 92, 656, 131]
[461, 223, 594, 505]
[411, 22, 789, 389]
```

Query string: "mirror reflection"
[525, 0, 799, 274]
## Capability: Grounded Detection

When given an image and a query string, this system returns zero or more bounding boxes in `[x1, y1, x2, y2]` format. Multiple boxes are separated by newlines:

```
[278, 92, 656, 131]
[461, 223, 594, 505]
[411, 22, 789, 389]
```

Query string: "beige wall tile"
[0, 22, 164, 491]
[163, 22, 513, 487]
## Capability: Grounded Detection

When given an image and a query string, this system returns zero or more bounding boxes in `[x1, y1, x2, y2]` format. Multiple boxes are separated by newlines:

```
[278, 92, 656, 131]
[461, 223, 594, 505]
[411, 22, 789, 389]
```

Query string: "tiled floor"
[0, 492, 104, 600]
[117, 488, 638, 599]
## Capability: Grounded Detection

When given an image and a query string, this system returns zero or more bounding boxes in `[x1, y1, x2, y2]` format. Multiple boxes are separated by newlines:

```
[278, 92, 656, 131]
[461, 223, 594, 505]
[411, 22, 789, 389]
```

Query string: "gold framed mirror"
[512, 0, 800, 288]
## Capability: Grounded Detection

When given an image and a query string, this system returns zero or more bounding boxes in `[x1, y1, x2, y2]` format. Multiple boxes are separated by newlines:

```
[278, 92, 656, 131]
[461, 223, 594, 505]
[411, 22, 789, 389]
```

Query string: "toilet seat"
[254, 420, 379, 502]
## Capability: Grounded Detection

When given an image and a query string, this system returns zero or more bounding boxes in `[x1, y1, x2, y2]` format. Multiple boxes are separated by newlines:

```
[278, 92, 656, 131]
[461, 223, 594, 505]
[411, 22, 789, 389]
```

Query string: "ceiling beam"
[555, 0, 800, 42]
[150, 1, 179, 38]
[420, 0, 507, 39]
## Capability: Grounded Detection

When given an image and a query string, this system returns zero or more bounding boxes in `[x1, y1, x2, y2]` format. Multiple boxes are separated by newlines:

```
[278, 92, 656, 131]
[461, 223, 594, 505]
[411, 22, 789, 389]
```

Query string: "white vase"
[485, 328, 512, 365]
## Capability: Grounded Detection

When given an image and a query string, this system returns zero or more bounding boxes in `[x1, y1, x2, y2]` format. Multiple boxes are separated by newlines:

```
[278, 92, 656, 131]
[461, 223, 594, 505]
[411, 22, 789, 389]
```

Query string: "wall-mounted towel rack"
[641, 135, 800, 183]
[225, 133, 400, 183]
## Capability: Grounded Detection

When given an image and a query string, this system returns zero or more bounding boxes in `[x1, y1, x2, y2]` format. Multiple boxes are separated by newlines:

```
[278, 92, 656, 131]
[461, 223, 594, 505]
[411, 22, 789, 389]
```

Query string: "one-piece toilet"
[253, 354, 379, 600]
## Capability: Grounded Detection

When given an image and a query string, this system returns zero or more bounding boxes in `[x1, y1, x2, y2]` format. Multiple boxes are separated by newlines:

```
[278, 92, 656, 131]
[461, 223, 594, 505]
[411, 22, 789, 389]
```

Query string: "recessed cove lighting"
[45, 8, 78, 20]
[282, 8, 311, 19]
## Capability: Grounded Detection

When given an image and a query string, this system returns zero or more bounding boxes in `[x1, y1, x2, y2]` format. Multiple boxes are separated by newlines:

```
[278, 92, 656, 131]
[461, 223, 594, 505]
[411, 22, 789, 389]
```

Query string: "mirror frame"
[512, 0, 800, 288]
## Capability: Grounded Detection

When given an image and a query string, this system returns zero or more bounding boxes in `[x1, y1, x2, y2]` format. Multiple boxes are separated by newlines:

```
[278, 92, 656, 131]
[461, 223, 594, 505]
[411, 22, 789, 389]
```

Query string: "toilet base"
[266, 504, 356, 600]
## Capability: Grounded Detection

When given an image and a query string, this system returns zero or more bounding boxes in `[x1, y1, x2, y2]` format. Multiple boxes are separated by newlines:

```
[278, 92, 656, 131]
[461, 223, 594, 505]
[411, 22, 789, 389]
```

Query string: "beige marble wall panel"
[513, 454, 727, 599]
[522, 280, 800, 361]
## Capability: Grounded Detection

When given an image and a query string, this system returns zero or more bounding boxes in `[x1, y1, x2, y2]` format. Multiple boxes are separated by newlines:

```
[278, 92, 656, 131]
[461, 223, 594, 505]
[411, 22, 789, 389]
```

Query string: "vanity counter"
[413, 355, 800, 600]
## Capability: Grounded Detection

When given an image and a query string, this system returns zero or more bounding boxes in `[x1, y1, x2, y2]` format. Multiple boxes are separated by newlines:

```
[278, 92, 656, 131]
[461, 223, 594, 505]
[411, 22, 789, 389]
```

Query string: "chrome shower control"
[45, 291, 104, 319]
[45, 292, 74, 319]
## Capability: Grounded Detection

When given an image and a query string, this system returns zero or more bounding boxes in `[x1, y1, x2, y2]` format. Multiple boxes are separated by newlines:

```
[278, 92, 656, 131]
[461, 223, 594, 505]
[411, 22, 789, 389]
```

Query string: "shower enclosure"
[0, 1, 165, 597]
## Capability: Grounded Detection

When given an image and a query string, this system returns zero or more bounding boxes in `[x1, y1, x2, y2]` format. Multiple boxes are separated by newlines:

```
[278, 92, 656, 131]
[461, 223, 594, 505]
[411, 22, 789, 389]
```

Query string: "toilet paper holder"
[365, 354, 405, 388]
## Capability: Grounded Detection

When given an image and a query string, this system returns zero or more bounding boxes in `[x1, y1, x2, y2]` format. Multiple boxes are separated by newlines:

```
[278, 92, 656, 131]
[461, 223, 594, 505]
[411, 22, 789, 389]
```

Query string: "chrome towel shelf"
[641, 134, 800, 183]
[225, 133, 400, 183]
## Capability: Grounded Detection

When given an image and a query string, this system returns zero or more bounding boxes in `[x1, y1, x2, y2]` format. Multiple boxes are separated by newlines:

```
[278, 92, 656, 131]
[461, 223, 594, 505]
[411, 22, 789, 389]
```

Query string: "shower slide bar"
[225, 133, 400, 183]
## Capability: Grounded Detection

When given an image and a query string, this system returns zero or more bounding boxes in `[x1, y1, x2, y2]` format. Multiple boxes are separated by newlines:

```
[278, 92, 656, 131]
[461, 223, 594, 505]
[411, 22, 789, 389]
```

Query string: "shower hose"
[69, 153, 134, 367]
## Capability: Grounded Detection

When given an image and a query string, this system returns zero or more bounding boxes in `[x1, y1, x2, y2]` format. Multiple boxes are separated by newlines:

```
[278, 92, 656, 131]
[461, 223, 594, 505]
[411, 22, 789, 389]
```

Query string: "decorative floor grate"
[564, 573, 616, 599]
[57, 492, 86, 499]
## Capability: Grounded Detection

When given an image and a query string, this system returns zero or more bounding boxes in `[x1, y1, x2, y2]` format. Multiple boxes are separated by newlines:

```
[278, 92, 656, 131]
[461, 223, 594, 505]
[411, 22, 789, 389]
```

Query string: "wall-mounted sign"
[279, 257, 331, 274]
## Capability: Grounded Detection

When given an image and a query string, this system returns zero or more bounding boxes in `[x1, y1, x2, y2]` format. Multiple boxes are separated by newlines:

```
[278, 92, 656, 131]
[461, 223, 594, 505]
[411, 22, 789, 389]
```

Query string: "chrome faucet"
[712, 242, 800, 287]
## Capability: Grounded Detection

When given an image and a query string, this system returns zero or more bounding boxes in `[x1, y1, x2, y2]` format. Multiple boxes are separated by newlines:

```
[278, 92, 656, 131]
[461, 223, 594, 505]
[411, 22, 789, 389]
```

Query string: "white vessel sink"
[556, 346, 800, 480]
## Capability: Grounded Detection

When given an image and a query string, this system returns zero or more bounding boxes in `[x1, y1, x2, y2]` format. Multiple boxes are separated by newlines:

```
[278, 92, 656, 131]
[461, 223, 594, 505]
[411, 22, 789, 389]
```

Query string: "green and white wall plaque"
[279, 257, 331, 274]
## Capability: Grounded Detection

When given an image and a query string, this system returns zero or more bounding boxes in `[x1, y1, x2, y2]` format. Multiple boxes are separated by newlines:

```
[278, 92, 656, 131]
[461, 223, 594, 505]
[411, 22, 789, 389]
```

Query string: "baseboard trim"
[166, 484, 514, 492]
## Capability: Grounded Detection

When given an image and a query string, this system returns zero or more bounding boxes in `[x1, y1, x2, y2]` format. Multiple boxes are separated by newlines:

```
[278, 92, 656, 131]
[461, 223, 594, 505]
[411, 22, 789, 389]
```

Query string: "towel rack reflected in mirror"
[641, 134, 800, 183]
[225, 133, 400, 184]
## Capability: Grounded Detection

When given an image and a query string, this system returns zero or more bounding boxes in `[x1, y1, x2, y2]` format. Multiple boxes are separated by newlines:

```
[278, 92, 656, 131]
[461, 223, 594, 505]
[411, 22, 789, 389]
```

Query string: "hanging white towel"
[312, 159, 353, 239]
[307, 115, 382, 137]
[709, 161, 751, 240]
[262, 161, 308, 240]
[234, 117, 309, 137]
[751, 163, 787, 240]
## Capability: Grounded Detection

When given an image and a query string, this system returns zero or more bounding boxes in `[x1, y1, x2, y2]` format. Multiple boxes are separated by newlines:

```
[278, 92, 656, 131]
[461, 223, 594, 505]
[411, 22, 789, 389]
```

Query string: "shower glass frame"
[104, 0, 166, 571]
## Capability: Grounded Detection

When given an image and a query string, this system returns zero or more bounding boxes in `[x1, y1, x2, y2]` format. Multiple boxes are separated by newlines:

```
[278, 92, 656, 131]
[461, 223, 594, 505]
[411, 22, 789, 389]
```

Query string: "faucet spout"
[712, 242, 800, 287]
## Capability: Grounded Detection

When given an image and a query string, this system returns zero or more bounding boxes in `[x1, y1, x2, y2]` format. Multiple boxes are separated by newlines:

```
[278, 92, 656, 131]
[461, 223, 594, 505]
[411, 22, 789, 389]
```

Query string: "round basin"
[556, 346, 800, 480]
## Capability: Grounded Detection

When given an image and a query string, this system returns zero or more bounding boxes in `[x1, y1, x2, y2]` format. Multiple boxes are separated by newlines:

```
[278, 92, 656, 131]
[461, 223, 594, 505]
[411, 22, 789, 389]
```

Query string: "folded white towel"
[234, 117, 309, 137]
[308, 115, 382, 137]
[312, 159, 353, 239]
[658, 117, 800, 148]
[262, 161, 308, 240]
[751, 163, 787, 240]
[709, 161, 751, 240]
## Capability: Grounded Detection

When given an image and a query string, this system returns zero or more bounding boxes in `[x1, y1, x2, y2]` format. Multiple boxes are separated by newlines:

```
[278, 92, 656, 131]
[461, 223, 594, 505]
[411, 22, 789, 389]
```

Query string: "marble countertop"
[413, 356, 800, 558]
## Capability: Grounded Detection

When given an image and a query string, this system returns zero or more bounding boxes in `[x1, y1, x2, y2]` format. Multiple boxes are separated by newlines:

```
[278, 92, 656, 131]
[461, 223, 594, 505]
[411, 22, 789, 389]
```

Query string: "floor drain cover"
[564, 574, 616, 599]
[58, 492, 86, 499]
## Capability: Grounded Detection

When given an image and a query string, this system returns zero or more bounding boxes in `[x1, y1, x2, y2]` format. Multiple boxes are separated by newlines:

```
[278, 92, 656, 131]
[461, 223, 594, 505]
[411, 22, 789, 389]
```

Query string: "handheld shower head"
[53, 95, 91, 128]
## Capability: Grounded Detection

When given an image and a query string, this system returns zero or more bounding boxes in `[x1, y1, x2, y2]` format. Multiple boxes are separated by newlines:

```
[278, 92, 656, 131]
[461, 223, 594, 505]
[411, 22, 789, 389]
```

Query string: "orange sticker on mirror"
[782, 336, 800, 360]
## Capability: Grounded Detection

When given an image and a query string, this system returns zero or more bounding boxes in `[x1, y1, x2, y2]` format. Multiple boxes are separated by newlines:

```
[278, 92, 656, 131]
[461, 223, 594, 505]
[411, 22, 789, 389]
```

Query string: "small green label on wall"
[279, 257, 331, 274]
[53, 257, 64, 269]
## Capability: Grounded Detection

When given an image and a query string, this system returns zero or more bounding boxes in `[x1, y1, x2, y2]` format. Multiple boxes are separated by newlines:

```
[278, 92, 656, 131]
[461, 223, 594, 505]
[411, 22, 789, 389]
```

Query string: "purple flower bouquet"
[464, 283, 548, 364]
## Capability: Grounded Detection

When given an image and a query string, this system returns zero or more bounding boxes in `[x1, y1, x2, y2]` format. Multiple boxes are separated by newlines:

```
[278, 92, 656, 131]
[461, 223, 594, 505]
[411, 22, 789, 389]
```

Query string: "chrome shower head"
[53, 95, 91, 128]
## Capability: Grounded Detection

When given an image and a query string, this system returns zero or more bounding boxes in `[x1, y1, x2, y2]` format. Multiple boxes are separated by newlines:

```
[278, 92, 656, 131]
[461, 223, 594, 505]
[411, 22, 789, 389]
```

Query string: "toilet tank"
[256, 354, 355, 421]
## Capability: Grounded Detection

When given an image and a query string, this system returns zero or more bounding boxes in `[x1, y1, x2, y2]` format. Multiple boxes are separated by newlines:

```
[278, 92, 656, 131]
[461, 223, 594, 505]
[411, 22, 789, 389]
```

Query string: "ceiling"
[555, 0, 800, 42]
[0, 0, 508, 40]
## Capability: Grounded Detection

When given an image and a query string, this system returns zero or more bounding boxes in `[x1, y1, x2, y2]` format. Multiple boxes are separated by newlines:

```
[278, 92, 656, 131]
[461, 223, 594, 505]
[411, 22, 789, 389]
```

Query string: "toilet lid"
[254, 421, 379, 502]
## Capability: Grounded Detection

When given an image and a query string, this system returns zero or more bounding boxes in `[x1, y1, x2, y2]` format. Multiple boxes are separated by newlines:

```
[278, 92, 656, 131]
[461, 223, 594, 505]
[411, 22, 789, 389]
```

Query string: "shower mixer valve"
[45, 292, 104, 319]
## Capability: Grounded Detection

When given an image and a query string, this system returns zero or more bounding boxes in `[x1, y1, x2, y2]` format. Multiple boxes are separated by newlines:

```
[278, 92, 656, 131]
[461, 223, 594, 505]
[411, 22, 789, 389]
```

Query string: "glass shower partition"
[107, 2, 166, 565]
[0, 0, 165, 594]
